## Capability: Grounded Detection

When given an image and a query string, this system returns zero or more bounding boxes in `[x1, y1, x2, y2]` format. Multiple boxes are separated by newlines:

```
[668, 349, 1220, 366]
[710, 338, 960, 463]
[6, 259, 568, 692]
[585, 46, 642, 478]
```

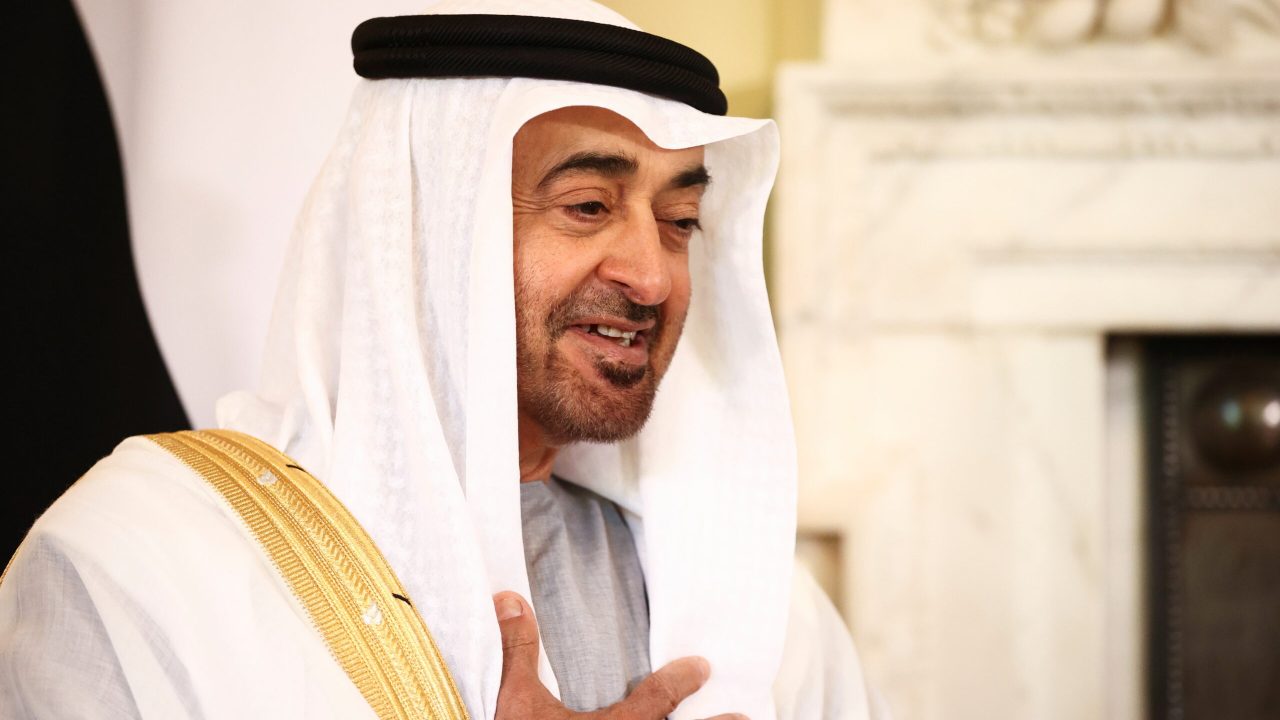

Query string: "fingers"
[493, 592, 541, 684]
[490, 605, 741, 720]
[611, 656, 711, 719]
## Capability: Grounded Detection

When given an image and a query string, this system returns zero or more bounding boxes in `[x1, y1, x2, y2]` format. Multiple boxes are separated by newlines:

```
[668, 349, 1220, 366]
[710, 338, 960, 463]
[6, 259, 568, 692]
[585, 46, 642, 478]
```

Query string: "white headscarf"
[218, 2, 794, 718]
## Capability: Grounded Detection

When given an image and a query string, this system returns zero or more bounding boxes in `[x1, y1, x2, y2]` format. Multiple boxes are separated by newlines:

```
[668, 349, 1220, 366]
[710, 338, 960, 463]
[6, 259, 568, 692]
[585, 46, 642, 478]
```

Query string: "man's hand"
[493, 592, 747, 720]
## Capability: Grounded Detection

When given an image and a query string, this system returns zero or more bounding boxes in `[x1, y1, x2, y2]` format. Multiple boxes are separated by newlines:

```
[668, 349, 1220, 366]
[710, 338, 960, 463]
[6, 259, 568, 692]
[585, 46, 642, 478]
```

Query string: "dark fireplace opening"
[1142, 335, 1280, 720]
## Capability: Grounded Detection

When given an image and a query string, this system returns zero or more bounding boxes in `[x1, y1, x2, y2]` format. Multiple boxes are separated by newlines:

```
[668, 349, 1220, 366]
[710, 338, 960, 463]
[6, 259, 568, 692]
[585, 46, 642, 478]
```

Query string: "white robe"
[2, 3, 893, 716]
[0, 437, 887, 719]
[189, 3, 816, 714]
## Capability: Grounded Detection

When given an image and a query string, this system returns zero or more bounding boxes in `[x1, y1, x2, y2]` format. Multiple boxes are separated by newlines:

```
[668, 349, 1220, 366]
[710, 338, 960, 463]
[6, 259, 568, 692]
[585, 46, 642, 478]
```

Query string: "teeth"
[592, 324, 638, 347]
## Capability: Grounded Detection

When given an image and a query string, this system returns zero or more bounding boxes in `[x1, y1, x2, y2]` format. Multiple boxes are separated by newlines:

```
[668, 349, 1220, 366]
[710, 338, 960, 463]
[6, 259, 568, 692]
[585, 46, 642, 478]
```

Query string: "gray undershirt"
[519, 476, 651, 712]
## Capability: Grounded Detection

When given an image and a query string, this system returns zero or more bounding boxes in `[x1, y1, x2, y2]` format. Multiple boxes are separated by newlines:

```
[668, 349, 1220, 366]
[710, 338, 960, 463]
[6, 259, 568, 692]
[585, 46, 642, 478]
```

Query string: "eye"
[567, 201, 607, 218]
[671, 218, 702, 233]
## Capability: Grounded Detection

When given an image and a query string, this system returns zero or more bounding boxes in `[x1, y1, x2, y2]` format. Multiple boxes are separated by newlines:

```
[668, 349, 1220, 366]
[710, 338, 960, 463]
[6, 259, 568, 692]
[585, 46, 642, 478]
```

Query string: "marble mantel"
[773, 48, 1280, 720]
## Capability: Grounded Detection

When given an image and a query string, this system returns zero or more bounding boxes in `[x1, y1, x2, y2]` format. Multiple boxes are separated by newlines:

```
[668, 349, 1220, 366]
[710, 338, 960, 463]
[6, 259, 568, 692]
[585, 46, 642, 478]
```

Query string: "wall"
[601, 0, 820, 117]
[774, 1, 1280, 717]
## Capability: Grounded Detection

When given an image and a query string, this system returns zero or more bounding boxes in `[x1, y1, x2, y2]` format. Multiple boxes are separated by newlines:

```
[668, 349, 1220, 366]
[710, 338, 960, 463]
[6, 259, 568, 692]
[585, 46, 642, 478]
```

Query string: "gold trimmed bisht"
[148, 429, 469, 720]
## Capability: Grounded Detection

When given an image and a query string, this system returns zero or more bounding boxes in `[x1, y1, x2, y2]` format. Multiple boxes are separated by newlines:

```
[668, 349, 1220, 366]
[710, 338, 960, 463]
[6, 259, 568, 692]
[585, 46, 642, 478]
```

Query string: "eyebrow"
[538, 151, 639, 189]
[670, 164, 711, 190]
[537, 151, 712, 192]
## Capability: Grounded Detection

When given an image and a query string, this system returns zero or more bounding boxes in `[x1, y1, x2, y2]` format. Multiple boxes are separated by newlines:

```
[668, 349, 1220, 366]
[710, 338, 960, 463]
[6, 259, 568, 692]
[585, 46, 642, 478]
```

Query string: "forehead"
[513, 106, 705, 178]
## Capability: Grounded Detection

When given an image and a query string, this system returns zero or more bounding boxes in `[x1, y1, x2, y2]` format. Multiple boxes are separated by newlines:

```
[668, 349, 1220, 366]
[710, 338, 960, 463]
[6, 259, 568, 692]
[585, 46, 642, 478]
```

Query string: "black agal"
[352, 14, 728, 116]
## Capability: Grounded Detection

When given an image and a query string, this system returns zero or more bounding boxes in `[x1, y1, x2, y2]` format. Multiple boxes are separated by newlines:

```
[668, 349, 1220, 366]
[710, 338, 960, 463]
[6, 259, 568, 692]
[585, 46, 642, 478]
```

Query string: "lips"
[541, 291, 660, 372]
[565, 323, 650, 365]
[569, 315, 657, 335]
[587, 323, 638, 346]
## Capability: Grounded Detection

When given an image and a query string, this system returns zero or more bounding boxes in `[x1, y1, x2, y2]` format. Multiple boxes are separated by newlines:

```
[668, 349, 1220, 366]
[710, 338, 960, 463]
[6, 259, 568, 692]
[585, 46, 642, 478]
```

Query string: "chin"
[567, 374, 659, 443]
[522, 358, 661, 445]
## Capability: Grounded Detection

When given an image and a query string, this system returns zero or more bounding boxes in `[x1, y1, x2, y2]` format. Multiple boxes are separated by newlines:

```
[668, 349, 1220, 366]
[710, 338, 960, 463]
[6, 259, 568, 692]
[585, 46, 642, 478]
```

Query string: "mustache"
[546, 286, 659, 339]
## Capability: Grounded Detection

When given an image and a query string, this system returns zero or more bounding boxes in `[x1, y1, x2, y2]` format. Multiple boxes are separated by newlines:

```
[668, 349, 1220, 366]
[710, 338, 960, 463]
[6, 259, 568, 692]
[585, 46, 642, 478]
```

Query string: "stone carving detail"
[817, 78, 1280, 116]
[936, 0, 1280, 51]
[810, 77, 1280, 158]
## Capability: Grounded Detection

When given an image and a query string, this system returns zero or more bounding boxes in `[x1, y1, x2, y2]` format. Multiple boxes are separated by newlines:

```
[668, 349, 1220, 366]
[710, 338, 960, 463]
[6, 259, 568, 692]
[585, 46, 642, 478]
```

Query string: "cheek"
[513, 246, 555, 344]
[653, 261, 692, 370]
[513, 234, 602, 332]
[664, 258, 693, 322]
[514, 229, 565, 309]
[515, 217, 594, 278]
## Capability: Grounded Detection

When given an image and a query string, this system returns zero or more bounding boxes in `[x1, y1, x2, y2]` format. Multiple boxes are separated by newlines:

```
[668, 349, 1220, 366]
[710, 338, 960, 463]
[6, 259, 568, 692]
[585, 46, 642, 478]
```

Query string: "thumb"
[493, 592, 541, 684]
[609, 656, 710, 719]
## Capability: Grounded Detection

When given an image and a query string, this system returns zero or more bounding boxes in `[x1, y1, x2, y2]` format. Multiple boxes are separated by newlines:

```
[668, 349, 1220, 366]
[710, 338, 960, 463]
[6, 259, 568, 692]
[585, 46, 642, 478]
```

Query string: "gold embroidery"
[149, 430, 468, 720]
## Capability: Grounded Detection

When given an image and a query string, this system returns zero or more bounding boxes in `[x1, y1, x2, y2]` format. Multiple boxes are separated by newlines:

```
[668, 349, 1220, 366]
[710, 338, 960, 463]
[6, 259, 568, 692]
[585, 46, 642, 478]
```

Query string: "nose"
[596, 210, 671, 307]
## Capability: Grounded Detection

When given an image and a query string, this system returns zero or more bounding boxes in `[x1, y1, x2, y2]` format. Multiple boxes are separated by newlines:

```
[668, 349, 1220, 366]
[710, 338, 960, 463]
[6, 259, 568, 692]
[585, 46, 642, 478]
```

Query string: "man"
[0, 1, 886, 718]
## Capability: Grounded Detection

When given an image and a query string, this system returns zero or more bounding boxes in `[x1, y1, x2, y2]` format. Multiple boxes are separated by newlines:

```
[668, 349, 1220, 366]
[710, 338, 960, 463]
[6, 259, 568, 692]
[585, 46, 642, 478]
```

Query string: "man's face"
[512, 106, 708, 444]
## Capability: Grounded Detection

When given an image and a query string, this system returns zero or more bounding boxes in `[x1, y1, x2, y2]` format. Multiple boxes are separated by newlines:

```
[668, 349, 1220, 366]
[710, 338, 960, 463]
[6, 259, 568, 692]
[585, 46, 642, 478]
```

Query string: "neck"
[517, 413, 559, 484]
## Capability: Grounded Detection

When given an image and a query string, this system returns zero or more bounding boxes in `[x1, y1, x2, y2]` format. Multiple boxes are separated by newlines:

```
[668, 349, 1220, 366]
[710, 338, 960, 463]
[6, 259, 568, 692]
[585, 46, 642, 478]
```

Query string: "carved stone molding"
[792, 70, 1280, 117]
[774, 52, 1280, 720]
[867, 134, 1280, 160]
[828, 0, 1280, 55]
[778, 65, 1280, 158]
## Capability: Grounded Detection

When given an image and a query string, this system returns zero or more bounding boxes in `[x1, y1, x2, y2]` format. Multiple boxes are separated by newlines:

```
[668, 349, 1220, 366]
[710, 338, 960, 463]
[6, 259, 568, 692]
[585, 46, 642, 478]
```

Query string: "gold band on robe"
[149, 429, 468, 720]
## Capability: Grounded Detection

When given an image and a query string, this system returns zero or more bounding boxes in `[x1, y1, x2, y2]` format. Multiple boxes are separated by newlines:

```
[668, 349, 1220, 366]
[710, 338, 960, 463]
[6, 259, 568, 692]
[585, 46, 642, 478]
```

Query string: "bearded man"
[0, 2, 887, 718]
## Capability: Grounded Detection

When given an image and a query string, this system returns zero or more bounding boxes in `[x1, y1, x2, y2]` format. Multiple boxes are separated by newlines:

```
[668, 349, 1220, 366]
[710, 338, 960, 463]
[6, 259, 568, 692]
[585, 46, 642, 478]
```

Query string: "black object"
[1145, 335, 1280, 720]
[352, 14, 728, 115]
[1, 1, 190, 560]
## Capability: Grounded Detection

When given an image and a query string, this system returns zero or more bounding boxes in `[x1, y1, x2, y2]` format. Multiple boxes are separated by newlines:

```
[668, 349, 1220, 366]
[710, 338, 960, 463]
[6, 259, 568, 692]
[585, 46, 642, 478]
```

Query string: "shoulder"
[1, 435, 373, 718]
[20, 436, 234, 566]
[38, 435, 210, 520]
[5, 434, 297, 621]
[774, 563, 893, 720]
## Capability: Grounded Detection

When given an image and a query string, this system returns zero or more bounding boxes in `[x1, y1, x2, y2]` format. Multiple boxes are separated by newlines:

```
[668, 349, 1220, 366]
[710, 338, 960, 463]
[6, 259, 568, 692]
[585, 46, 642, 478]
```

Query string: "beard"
[515, 282, 684, 444]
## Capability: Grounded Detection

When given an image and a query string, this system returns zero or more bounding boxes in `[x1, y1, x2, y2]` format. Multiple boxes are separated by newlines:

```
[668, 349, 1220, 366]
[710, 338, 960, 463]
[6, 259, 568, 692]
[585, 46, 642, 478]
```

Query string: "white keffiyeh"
[218, 2, 794, 718]
[0, 2, 893, 718]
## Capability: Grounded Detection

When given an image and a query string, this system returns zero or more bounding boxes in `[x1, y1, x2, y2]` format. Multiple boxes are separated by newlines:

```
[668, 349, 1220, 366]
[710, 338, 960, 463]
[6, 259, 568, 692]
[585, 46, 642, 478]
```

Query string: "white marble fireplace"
[774, 2, 1280, 717]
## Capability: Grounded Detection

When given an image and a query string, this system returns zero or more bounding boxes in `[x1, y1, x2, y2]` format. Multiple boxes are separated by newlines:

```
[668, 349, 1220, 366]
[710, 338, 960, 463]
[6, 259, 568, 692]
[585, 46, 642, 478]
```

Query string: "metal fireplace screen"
[1145, 335, 1280, 720]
